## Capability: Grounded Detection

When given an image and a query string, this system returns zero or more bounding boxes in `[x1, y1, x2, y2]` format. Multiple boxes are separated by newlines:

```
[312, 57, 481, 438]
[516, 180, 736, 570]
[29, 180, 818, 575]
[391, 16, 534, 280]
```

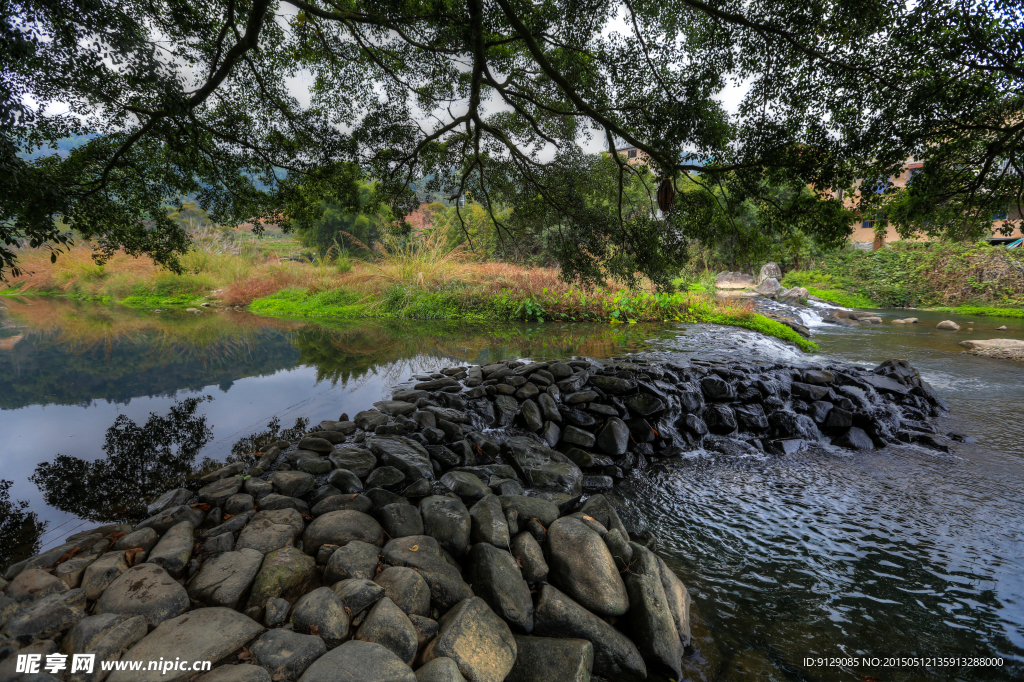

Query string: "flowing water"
[1, 296, 1022, 681]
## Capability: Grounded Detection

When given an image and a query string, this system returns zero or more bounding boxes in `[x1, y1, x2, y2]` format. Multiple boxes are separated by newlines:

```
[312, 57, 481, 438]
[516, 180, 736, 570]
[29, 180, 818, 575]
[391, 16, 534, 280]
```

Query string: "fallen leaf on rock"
[223, 514, 235, 520]
[309, 624, 320, 636]
[409, 545, 419, 552]
[56, 547, 83, 564]
[191, 503, 211, 511]
[106, 531, 128, 543]
[124, 548, 144, 566]
[237, 646, 252, 662]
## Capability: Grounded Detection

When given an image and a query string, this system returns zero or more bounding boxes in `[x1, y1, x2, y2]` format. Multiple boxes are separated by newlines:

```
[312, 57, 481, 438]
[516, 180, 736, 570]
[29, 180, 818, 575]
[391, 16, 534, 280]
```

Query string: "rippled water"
[1, 298, 1021, 681]
[617, 308, 1024, 681]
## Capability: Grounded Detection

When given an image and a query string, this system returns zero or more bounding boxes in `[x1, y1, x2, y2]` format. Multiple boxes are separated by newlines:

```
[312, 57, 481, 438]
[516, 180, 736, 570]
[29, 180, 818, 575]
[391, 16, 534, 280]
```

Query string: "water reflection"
[29, 396, 213, 524]
[0, 480, 47, 570]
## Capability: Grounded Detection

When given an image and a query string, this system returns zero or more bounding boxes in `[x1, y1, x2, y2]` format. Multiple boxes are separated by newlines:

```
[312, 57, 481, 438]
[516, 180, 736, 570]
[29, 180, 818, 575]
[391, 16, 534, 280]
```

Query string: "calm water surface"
[1, 297, 1022, 681]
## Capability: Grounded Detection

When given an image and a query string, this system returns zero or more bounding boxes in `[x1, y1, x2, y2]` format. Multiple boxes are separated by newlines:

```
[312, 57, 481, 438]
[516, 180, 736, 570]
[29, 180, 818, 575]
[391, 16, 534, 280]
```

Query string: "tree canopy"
[3, 0, 1022, 284]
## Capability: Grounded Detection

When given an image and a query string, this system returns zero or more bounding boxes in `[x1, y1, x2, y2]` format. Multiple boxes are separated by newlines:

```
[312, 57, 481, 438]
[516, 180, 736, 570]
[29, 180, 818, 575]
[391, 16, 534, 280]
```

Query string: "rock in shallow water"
[546, 517, 629, 617]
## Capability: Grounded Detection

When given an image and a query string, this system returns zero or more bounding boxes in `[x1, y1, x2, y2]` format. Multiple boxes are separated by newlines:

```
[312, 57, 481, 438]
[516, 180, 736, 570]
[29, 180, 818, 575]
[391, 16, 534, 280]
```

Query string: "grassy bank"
[2, 236, 816, 351]
[781, 242, 1024, 314]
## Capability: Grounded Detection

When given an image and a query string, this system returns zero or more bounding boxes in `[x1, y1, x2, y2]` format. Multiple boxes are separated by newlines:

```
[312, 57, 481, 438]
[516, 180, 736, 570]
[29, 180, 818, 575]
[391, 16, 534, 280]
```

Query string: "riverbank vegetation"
[780, 242, 1024, 314]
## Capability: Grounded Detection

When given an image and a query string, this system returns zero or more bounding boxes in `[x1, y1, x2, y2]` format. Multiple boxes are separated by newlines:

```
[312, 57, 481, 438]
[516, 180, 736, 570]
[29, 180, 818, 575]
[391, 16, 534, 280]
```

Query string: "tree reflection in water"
[30, 396, 213, 523]
[0, 480, 47, 570]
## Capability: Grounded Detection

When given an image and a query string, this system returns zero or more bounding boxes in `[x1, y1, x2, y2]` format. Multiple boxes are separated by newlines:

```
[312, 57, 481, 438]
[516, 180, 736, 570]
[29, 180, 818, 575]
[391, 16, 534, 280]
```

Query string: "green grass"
[926, 304, 1024, 319]
[804, 287, 877, 309]
[117, 293, 207, 309]
[248, 284, 818, 351]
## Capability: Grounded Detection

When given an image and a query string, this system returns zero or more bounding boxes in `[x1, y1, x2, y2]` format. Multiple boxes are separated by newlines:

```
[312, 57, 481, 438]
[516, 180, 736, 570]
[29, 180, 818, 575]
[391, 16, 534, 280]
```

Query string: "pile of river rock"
[0, 355, 949, 682]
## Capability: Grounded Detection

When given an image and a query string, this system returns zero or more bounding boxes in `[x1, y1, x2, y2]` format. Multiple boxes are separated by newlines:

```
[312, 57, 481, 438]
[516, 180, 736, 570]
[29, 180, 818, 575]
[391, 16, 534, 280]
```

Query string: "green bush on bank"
[781, 242, 1024, 309]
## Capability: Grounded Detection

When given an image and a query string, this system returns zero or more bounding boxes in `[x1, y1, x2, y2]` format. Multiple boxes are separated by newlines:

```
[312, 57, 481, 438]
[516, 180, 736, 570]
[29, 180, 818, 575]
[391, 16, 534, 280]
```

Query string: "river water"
[1, 296, 1022, 681]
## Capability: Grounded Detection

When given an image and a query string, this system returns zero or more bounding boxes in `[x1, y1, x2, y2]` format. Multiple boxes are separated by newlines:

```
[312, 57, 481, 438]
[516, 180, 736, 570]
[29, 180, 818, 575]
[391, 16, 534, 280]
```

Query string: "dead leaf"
[55, 547, 82, 565]
[237, 646, 252, 662]
[309, 624, 320, 636]
[124, 548, 144, 566]
[223, 513, 235, 520]
[105, 531, 128, 543]
[191, 503, 211, 511]
[301, 513, 313, 521]
[583, 515, 595, 522]
[409, 545, 419, 552]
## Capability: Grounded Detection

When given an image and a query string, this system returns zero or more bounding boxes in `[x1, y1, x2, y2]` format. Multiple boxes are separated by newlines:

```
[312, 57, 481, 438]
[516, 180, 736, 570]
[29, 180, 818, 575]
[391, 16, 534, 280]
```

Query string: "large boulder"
[186, 548, 264, 609]
[545, 517, 629, 617]
[533, 585, 646, 682]
[501, 437, 583, 496]
[329, 447, 377, 478]
[375, 567, 430, 618]
[302, 510, 384, 556]
[291, 587, 350, 645]
[81, 551, 131, 601]
[107, 608, 264, 682]
[95, 564, 189, 628]
[467, 544, 533, 633]
[63, 613, 148, 682]
[419, 496, 471, 559]
[756, 262, 783, 284]
[505, 635, 593, 682]
[1, 589, 86, 641]
[235, 509, 305, 554]
[250, 629, 325, 681]
[296, 640, 416, 682]
[422, 598, 517, 682]
[146, 521, 194, 578]
[510, 532, 548, 583]
[366, 437, 434, 481]
[5, 569, 68, 603]
[469, 495, 510, 547]
[382, 536, 473, 612]
[715, 271, 755, 289]
[622, 543, 684, 679]
[357, 596, 418, 665]
[324, 540, 381, 583]
[498, 496, 559, 527]
[269, 471, 315, 498]
[246, 547, 317, 610]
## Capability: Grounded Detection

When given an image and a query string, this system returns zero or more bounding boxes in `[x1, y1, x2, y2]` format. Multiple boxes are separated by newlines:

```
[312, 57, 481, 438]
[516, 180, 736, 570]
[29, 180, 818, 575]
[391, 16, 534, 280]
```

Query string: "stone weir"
[0, 355, 951, 682]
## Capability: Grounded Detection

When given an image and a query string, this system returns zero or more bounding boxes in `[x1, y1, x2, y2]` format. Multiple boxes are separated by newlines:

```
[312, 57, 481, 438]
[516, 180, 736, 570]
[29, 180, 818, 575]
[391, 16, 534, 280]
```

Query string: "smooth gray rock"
[114, 528, 159, 553]
[296, 640, 415, 682]
[595, 417, 629, 455]
[415, 657, 467, 682]
[270, 471, 315, 498]
[366, 465, 406, 489]
[376, 503, 424, 539]
[323, 540, 381, 583]
[409, 613, 438, 652]
[381, 536, 473, 611]
[357, 597, 418, 665]
[510, 532, 548, 583]
[95, 564, 188, 628]
[146, 520, 194, 578]
[419, 496, 471, 559]
[251, 628, 325, 680]
[622, 543, 683, 679]
[107, 608, 264, 682]
[332, 579, 384, 616]
[199, 477, 245, 507]
[147, 488, 192, 517]
[256, 495, 309, 514]
[312, 494, 374, 517]
[657, 555, 693, 646]
[469, 495, 510, 547]
[65, 614, 148, 682]
[303, 511, 384, 556]
[506, 635, 593, 682]
[604, 528, 632, 571]
[236, 509, 305, 555]
[440, 472, 491, 502]
[546, 517, 628, 617]
[329, 448, 377, 478]
[501, 437, 583, 495]
[354, 409, 390, 431]
[263, 597, 290, 628]
[533, 585, 646, 682]
[366, 437, 434, 482]
[422, 597, 517, 682]
[54, 539, 110, 588]
[1, 589, 85, 641]
[135, 505, 205, 536]
[498, 496, 559, 527]
[223, 494, 255, 516]
[328, 468, 364, 494]
[202, 532, 235, 556]
[374, 567, 430, 618]
[81, 551, 131, 601]
[291, 587, 350, 645]
[5, 569, 67, 603]
[187, 548, 264, 609]
[246, 547, 317, 609]
[467, 544, 533, 633]
[200, 510, 256, 541]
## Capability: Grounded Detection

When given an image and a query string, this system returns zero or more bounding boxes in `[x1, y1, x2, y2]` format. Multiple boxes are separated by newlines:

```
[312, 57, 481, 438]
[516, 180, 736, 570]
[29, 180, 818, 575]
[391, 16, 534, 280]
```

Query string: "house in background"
[844, 162, 1022, 250]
